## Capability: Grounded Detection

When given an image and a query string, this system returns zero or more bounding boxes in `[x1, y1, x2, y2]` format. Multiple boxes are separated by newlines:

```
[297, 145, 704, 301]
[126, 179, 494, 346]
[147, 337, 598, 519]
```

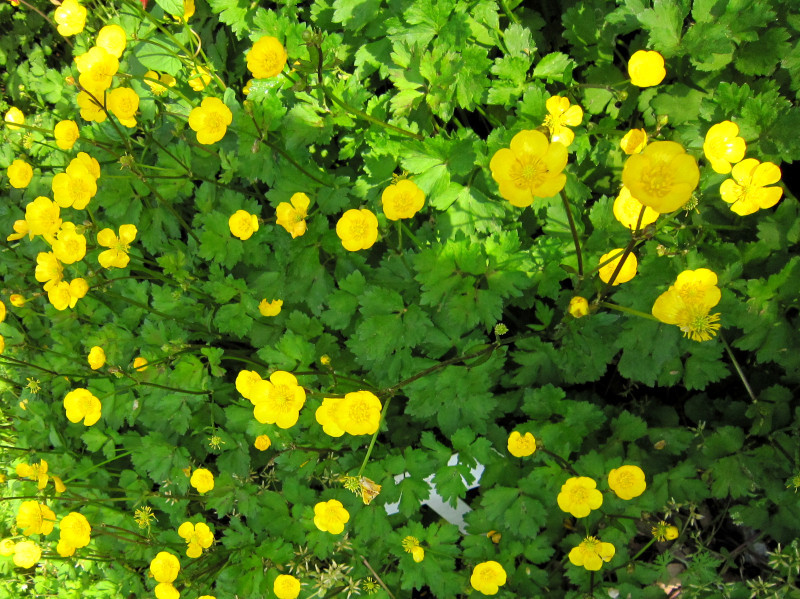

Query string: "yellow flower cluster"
[558, 465, 646, 519]
[652, 268, 722, 342]
[315, 390, 382, 437]
[150, 551, 180, 599]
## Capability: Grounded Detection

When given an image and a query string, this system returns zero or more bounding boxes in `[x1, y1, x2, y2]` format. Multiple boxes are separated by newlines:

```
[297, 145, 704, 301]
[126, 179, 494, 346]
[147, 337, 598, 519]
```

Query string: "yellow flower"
[613, 186, 659, 230]
[315, 391, 382, 437]
[381, 179, 425, 220]
[470, 561, 507, 595]
[190, 468, 214, 493]
[96, 24, 127, 58]
[507, 431, 536, 457]
[254, 434, 271, 451]
[144, 71, 177, 96]
[628, 50, 666, 87]
[77, 91, 107, 123]
[719, 158, 783, 216]
[155, 583, 180, 599]
[620, 128, 647, 155]
[8, 159, 33, 188]
[273, 574, 301, 599]
[10, 294, 27, 307]
[59, 512, 91, 552]
[0, 300, 4, 322]
[16, 460, 50, 489]
[247, 36, 288, 79]
[557, 476, 603, 518]
[276, 192, 310, 238]
[252, 371, 306, 429]
[75, 46, 119, 95]
[598, 249, 637, 286]
[178, 521, 214, 558]
[258, 299, 282, 316]
[336, 208, 379, 251]
[401, 536, 425, 562]
[88, 346, 106, 370]
[543, 96, 583, 147]
[621, 141, 700, 213]
[17, 501, 56, 536]
[7, 220, 32, 242]
[35, 251, 64, 291]
[652, 520, 679, 541]
[26, 197, 62, 238]
[703, 121, 746, 174]
[12, 540, 41, 569]
[4, 107, 25, 130]
[651, 268, 722, 342]
[188, 65, 212, 91]
[0, 334, 4, 355]
[489, 129, 568, 207]
[97, 224, 137, 268]
[313, 499, 350, 534]
[568, 536, 615, 571]
[54, 120, 80, 150]
[53, 222, 87, 264]
[52, 161, 97, 209]
[607, 465, 646, 500]
[54, 0, 86, 36]
[568, 296, 589, 318]
[107, 88, 139, 128]
[63, 388, 102, 425]
[133, 356, 148, 371]
[182, 0, 195, 21]
[0, 539, 15, 556]
[228, 209, 259, 240]
[188, 97, 232, 144]
[47, 278, 88, 311]
[150, 551, 181, 583]
[235, 369, 264, 403]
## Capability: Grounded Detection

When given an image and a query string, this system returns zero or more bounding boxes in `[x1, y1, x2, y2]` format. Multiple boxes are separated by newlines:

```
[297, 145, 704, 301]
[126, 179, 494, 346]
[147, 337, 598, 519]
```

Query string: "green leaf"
[532, 52, 576, 83]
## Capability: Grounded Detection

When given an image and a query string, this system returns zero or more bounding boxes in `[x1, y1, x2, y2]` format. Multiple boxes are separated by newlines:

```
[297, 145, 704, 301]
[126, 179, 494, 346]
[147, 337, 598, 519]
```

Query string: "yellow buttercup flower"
[252, 371, 306, 429]
[315, 391, 382, 437]
[401, 536, 425, 562]
[188, 64, 212, 91]
[52, 161, 97, 209]
[620, 128, 647, 155]
[74, 152, 101, 179]
[63, 388, 102, 425]
[48, 279, 89, 311]
[54, 120, 80, 150]
[107, 88, 140, 128]
[719, 158, 783, 216]
[10, 294, 27, 307]
[7, 220, 32, 242]
[182, 0, 195, 21]
[97, 224, 137, 268]
[133, 356, 149, 371]
[381, 179, 425, 220]
[75, 46, 119, 96]
[190, 468, 214, 493]
[0, 539, 15, 556]
[178, 521, 214, 558]
[26, 197, 62, 238]
[254, 434, 271, 450]
[144, 71, 176, 95]
[53, 223, 86, 264]
[77, 91, 107, 123]
[235, 369, 264, 403]
[0, 300, 5, 322]
[12, 541, 41, 569]
[621, 141, 699, 213]
[489, 129, 568, 207]
[150, 551, 181, 583]
[313, 499, 350, 534]
[613, 186, 659, 231]
[569, 536, 615, 571]
[598, 249, 637, 286]
[568, 296, 589, 318]
[58, 511, 91, 556]
[652, 268, 722, 342]
[557, 476, 603, 518]
[470, 561, 507, 595]
[35, 251, 64, 291]
[16, 460, 50, 489]
[276, 192, 310, 237]
[229, 209, 259, 240]
[273, 574, 301, 599]
[336, 208, 379, 251]
[54, 0, 86, 37]
[16, 501, 56, 536]
[88, 346, 106, 370]
[155, 583, 179, 599]
[8, 159, 33, 188]
[189, 97, 232, 144]
[628, 50, 666, 87]
[96, 24, 127, 58]
[703, 121, 746, 174]
[607, 465, 646, 499]
[652, 520, 679, 541]
[507, 431, 536, 457]
[247, 36, 288, 79]
[543, 96, 583, 147]
[258, 299, 282, 316]
[4, 107, 25, 130]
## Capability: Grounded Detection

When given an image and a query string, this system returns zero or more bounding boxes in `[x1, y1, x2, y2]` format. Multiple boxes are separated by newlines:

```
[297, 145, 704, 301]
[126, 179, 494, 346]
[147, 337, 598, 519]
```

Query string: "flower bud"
[568, 297, 589, 318]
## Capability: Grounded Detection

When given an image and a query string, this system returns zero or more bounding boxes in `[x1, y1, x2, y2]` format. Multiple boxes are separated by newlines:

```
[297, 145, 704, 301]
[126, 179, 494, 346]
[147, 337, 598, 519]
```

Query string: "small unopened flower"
[274, 574, 301, 599]
[88, 346, 106, 370]
[620, 128, 647, 154]
[598, 249, 637, 286]
[703, 121, 746, 174]
[133, 356, 148, 371]
[568, 296, 589, 318]
[4, 107, 25, 130]
[53, 0, 86, 36]
[258, 298, 282, 316]
[628, 50, 666, 87]
[254, 434, 271, 451]
[507, 431, 536, 457]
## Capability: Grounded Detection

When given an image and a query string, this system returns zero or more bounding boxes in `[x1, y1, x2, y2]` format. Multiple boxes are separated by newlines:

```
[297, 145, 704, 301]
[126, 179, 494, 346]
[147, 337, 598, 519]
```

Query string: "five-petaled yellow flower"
[627, 50, 666, 87]
[178, 521, 214, 558]
[543, 96, 583, 147]
[13, 541, 41, 569]
[569, 536, 615, 571]
[607, 465, 646, 499]
[719, 158, 783, 216]
[57, 512, 92, 557]
[96, 24, 127, 58]
[381, 179, 425, 220]
[652, 268, 722, 342]
[189, 97, 232, 144]
[336, 208, 379, 251]
[97, 224, 137, 268]
[703, 121, 746, 174]
[313, 499, 350, 534]
[254, 434, 271, 451]
[507, 431, 536, 457]
[612, 186, 659, 230]
[276, 192, 310, 238]
[17, 501, 56, 536]
[557, 476, 603, 518]
[48, 278, 89, 311]
[53, 222, 87, 264]
[190, 468, 215, 494]
[63, 388, 102, 425]
[229, 209, 259, 240]
[273, 574, 301, 599]
[54, 120, 80, 150]
[621, 141, 700, 213]
[470, 561, 507, 595]
[252, 371, 306, 429]
[54, 0, 86, 36]
[26, 197, 62, 239]
[598, 249, 637, 286]
[8, 159, 33, 189]
[247, 36, 288, 79]
[315, 391, 382, 437]
[107, 88, 140, 128]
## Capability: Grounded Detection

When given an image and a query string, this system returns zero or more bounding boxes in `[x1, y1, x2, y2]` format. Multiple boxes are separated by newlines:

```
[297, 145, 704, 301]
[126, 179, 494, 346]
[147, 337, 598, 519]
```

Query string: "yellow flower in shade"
[247, 36, 288, 79]
[16, 460, 50, 489]
[190, 468, 214, 494]
[133, 356, 149, 371]
[12, 541, 41, 569]
[107, 88, 139, 128]
[569, 536, 615, 571]
[77, 91, 107, 123]
[470, 561, 507, 595]
[54, 120, 80, 150]
[229, 209, 259, 240]
[621, 141, 700, 213]
[543, 96, 583, 147]
[35, 252, 64, 291]
[75, 47, 119, 95]
[315, 391, 382, 437]
[273, 574, 301, 599]
[276, 192, 310, 237]
[48, 276, 88, 309]
[620, 128, 647, 155]
[568, 296, 589, 318]
[188, 65, 212, 91]
[58, 512, 91, 556]
[54, 0, 86, 36]
[628, 50, 666, 87]
[382, 179, 425, 220]
[313, 499, 350, 534]
[155, 583, 179, 599]
[7, 220, 32, 242]
[336, 208, 379, 251]
[598, 249, 637, 286]
[607, 465, 646, 499]
[150, 551, 181, 583]
[254, 434, 271, 451]
[189, 97, 232, 144]
[96, 24, 127, 58]
[63, 388, 102, 425]
[253, 371, 306, 429]
[0, 539, 15, 556]
[178, 521, 214, 558]
[235, 369, 264, 403]
[703, 121, 746, 174]
[258, 299, 282, 316]
[52, 161, 97, 209]
[88, 346, 106, 370]
[613, 186, 659, 230]
[652, 520, 679, 541]
[97, 224, 137, 268]
[4, 107, 25, 130]
[26, 197, 62, 239]
[401, 536, 425, 562]
[53, 222, 87, 264]
[182, 0, 195, 20]
[8, 159, 33, 188]
[507, 431, 536, 457]
[144, 71, 177, 96]
[17, 501, 56, 536]
[719, 158, 783, 216]
[651, 268, 722, 342]
[489, 129, 568, 207]
[557, 476, 603, 518]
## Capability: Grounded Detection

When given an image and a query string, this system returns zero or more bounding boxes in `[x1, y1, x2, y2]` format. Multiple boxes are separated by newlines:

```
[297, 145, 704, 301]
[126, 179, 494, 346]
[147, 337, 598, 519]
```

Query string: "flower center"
[392, 192, 413, 214]
[206, 112, 224, 132]
[271, 385, 294, 410]
[640, 164, 673, 197]
[348, 219, 367, 239]
[679, 309, 721, 342]
[510, 155, 547, 190]
[70, 178, 89, 202]
[348, 400, 370, 424]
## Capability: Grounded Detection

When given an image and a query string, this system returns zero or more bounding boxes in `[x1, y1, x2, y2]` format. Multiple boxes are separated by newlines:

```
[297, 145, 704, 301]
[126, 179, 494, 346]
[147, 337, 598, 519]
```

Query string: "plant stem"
[361, 556, 397, 599]
[357, 396, 392, 477]
[599, 301, 658, 322]
[560, 191, 584, 276]
[719, 333, 758, 403]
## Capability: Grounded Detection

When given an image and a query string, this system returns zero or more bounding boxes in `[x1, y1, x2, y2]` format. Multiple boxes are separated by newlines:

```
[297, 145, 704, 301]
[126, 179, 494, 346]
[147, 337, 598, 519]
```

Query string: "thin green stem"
[498, 0, 520, 24]
[538, 447, 579, 476]
[719, 333, 758, 403]
[560, 191, 584, 276]
[599, 301, 658, 322]
[63, 451, 132, 484]
[357, 396, 392, 477]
